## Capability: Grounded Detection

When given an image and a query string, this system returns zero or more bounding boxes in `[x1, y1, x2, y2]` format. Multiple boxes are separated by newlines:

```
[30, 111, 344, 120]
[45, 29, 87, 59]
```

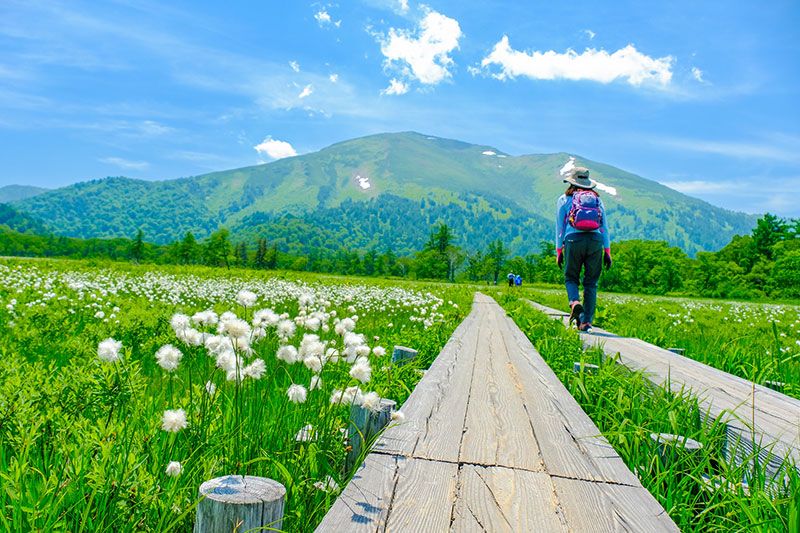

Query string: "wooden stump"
[346, 399, 396, 471]
[392, 345, 418, 365]
[573, 362, 599, 374]
[194, 475, 285, 533]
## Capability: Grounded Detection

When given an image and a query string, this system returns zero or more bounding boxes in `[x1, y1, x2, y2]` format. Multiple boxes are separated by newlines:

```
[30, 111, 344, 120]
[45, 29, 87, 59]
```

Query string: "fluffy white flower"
[236, 290, 257, 308]
[304, 355, 323, 373]
[277, 319, 296, 339]
[373, 346, 387, 357]
[295, 424, 314, 442]
[94, 310, 105, 319]
[244, 359, 266, 380]
[178, 327, 204, 347]
[155, 344, 183, 372]
[350, 361, 372, 383]
[358, 391, 381, 412]
[309, 375, 322, 390]
[162, 409, 188, 432]
[165, 461, 182, 477]
[97, 338, 122, 363]
[205, 381, 216, 395]
[313, 475, 339, 492]
[304, 316, 321, 331]
[170, 313, 190, 332]
[253, 308, 280, 327]
[191, 310, 218, 326]
[287, 384, 308, 403]
[355, 345, 371, 357]
[277, 345, 299, 364]
[220, 317, 251, 339]
[391, 410, 406, 423]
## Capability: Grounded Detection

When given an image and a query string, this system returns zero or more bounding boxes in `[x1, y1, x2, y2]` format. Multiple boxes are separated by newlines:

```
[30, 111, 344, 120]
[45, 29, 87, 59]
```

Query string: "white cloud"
[289, 60, 300, 72]
[99, 157, 149, 170]
[298, 84, 313, 98]
[381, 78, 409, 95]
[314, 8, 341, 28]
[691, 66, 705, 82]
[481, 36, 673, 87]
[329, 73, 339, 83]
[253, 137, 297, 160]
[583, 29, 596, 40]
[378, 9, 462, 86]
[654, 136, 800, 163]
[398, 0, 409, 12]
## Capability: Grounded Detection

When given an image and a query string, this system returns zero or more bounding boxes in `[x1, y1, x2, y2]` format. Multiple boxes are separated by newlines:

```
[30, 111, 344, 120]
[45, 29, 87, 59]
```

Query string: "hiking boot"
[579, 322, 593, 332]
[569, 301, 584, 327]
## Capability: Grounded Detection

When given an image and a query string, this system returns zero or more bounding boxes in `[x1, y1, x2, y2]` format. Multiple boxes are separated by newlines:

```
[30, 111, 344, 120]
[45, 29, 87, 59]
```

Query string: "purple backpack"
[567, 190, 602, 231]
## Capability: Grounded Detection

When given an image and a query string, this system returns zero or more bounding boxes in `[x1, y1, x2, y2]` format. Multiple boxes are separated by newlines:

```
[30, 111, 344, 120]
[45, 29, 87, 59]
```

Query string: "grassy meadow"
[0, 258, 471, 531]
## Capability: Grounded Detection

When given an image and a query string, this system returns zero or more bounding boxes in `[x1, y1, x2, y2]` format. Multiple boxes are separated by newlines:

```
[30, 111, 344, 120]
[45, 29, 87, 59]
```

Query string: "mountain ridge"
[9, 131, 757, 255]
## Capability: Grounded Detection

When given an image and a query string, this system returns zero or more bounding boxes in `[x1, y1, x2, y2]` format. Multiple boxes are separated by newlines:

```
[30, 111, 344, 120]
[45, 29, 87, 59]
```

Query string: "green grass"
[521, 286, 800, 400]
[499, 293, 800, 532]
[0, 258, 472, 531]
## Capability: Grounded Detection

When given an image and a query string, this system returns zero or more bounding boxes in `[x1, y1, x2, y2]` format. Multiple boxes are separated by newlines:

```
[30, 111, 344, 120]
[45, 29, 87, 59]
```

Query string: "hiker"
[555, 166, 612, 331]
[514, 274, 522, 287]
[507, 272, 515, 287]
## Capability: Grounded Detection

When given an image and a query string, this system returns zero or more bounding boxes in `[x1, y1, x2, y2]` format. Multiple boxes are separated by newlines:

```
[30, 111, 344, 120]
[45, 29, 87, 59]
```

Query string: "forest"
[0, 212, 797, 300]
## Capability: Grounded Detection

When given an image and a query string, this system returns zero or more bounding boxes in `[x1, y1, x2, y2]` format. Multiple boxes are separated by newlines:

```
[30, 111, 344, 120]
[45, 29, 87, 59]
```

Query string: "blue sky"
[1, 0, 798, 216]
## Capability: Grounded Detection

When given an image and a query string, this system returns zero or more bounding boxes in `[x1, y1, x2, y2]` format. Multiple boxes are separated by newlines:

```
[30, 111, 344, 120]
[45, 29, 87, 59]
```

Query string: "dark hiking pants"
[563, 233, 603, 324]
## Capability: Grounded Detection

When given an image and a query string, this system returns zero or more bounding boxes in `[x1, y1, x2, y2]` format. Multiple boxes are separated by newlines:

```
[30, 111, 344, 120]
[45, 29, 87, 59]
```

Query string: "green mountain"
[11, 132, 756, 255]
[0, 185, 48, 203]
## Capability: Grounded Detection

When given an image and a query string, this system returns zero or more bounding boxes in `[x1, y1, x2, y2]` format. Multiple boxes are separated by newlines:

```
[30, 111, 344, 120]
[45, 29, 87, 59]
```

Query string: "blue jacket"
[555, 193, 611, 249]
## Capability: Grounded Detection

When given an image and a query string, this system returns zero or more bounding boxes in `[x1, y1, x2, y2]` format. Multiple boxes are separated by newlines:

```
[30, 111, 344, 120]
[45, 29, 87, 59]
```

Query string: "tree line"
[1, 213, 797, 300]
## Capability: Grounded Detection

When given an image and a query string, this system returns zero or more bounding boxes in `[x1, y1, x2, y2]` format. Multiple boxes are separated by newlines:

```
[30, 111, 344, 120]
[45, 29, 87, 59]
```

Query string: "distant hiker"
[514, 274, 522, 287]
[555, 167, 612, 331]
[507, 272, 515, 287]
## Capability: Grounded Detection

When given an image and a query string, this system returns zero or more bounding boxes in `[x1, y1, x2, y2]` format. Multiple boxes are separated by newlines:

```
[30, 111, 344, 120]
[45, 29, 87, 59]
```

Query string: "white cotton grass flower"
[304, 355, 323, 373]
[205, 381, 217, 395]
[358, 391, 381, 412]
[94, 310, 105, 319]
[219, 317, 251, 339]
[253, 308, 280, 328]
[331, 386, 362, 405]
[162, 409, 188, 432]
[97, 338, 123, 363]
[309, 375, 322, 390]
[373, 346, 387, 357]
[165, 461, 182, 477]
[277, 345, 299, 364]
[192, 310, 218, 327]
[287, 384, 307, 404]
[155, 344, 183, 372]
[236, 290, 257, 308]
[243, 359, 266, 380]
[277, 319, 296, 339]
[349, 360, 372, 383]
[391, 410, 406, 423]
[170, 313, 191, 332]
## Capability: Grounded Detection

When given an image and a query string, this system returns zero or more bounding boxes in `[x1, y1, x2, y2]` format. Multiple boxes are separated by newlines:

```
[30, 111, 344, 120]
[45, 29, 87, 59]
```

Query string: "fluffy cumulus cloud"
[378, 9, 462, 88]
[381, 78, 409, 95]
[298, 84, 313, 98]
[254, 137, 297, 160]
[481, 36, 673, 87]
[314, 8, 341, 28]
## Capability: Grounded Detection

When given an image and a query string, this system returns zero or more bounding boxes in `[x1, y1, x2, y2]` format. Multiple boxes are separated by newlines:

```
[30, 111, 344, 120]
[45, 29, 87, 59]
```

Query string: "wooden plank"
[373, 305, 481, 459]
[495, 305, 641, 486]
[450, 465, 568, 533]
[383, 458, 458, 532]
[552, 477, 680, 532]
[459, 304, 545, 472]
[315, 454, 399, 532]
[527, 299, 800, 474]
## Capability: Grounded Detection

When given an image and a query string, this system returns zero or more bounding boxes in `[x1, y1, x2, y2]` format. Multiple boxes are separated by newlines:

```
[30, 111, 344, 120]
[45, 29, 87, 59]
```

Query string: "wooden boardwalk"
[528, 300, 800, 474]
[316, 294, 677, 532]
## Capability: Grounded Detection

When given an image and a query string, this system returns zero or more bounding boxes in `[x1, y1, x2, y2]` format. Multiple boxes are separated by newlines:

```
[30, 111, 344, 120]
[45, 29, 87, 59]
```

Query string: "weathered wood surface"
[316, 293, 677, 532]
[528, 299, 800, 472]
[194, 475, 285, 533]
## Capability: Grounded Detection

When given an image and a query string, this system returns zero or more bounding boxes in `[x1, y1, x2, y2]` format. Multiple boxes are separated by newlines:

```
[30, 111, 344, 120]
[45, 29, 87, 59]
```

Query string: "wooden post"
[650, 433, 703, 469]
[346, 399, 396, 471]
[573, 362, 599, 374]
[667, 348, 685, 355]
[194, 475, 285, 533]
[392, 345, 418, 365]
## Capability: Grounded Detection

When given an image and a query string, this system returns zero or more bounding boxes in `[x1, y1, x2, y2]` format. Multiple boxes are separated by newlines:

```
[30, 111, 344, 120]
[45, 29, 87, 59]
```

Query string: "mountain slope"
[12, 132, 757, 254]
[0, 185, 48, 203]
